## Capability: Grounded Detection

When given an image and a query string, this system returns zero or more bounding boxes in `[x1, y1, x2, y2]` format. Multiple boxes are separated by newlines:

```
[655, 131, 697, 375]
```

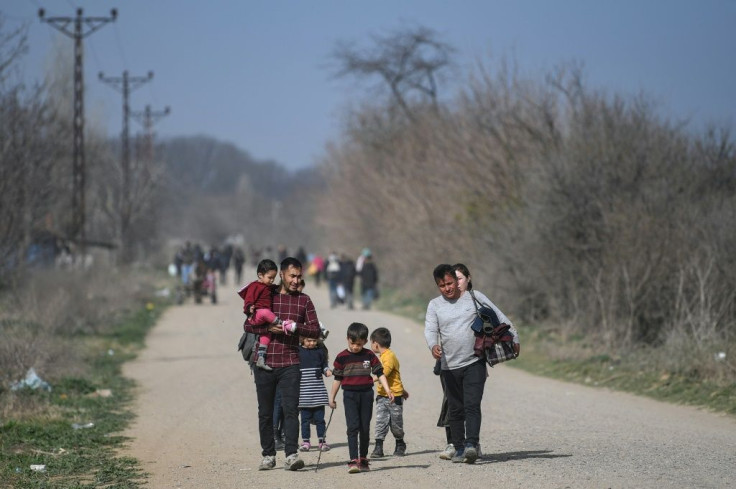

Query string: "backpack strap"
[469, 290, 501, 327]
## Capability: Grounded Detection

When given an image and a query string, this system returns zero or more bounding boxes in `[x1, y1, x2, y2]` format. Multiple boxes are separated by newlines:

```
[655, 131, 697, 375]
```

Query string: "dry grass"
[0, 265, 163, 394]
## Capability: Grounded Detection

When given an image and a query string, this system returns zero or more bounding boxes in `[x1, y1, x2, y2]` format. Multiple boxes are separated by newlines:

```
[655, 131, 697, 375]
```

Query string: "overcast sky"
[3, 0, 735, 170]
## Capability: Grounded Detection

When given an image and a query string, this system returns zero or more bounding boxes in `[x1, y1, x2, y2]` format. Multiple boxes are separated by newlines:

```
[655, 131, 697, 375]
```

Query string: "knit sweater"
[332, 348, 384, 391]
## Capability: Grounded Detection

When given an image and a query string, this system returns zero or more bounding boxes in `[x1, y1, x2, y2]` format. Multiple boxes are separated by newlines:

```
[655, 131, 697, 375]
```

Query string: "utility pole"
[98, 70, 153, 263]
[39, 7, 117, 254]
[131, 105, 171, 164]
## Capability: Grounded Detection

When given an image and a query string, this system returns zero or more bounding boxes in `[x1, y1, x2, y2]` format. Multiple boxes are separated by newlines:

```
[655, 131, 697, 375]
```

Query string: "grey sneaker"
[439, 444, 456, 460]
[258, 455, 276, 470]
[284, 453, 305, 471]
[451, 448, 465, 463]
[477, 442, 483, 458]
[463, 445, 478, 464]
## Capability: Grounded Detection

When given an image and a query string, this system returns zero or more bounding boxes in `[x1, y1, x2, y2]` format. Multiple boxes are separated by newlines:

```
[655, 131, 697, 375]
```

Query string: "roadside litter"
[71, 422, 95, 430]
[10, 368, 52, 392]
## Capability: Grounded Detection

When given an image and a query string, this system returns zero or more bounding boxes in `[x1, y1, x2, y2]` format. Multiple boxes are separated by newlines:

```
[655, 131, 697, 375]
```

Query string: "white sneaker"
[284, 453, 304, 471]
[258, 455, 276, 470]
[439, 443, 456, 460]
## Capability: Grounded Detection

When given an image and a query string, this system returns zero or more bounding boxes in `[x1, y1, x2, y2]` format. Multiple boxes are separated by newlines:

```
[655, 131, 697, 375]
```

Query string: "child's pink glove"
[282, 320, 296, 334]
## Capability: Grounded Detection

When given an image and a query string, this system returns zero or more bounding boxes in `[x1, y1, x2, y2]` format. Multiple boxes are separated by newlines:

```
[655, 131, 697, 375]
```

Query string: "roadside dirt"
[123, 271, 736, 488]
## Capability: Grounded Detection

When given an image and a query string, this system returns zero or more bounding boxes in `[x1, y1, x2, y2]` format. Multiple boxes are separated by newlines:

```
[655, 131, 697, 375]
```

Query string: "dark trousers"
[442, 360, 486, 451]
[254, 364, 300, 456]
[273, 387, 284, 439]
[343, 389, 374, 460]
[300, 406, 326, 441]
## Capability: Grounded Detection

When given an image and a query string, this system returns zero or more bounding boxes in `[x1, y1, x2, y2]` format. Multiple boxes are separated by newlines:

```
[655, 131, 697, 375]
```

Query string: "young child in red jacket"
[237, 259, 295, 370]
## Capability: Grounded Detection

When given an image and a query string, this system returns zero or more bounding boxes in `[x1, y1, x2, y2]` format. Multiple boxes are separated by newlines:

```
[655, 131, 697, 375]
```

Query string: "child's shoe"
[347, 459, 361, 474]
[299, 441, 311, 452]
[393, 439, 407, 456]
[255, 355, 272, 371]
[359, 457, 371, 471]
[282, 320, 296, 334]
[318, 441, 330, 452]
[370, 439, 384, 458]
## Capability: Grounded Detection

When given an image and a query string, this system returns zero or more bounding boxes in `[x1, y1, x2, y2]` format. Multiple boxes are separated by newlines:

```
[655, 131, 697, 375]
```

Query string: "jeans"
[442, 360, 486, 450]
[361, 288, 375, 310]
[254, 364, 301, 457]
[343, 389, 374, 460]
[180, 263, 193, 285]
[300, 406, 326, 441]
[328, 279, 338, 307]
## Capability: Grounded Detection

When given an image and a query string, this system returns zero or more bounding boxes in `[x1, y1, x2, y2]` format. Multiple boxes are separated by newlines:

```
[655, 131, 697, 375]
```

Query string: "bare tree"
[331, 25, 455, 121]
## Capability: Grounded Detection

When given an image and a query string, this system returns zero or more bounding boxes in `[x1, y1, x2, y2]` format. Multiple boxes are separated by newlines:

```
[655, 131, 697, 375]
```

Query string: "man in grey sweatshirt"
[424, 264, 519, 464]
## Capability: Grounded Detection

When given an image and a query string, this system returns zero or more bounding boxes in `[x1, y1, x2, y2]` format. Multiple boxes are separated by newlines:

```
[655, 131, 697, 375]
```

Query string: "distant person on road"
[180, 241, 194, 286]
[232, 246, 245, 285]
[325, 252, 342, 308]
[359, 252, 379, 310]
[340, 254, 357, 310]
[424, 264, 519, 464]
[244, 257, 321, 471]
[238, 259, 295, 371]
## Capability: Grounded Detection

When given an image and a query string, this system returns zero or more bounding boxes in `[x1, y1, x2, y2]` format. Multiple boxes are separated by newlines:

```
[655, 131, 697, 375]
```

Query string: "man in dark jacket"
[359, 254, 378, 310]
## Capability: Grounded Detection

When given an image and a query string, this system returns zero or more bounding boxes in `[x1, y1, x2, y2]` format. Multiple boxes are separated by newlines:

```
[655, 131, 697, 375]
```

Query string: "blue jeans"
[343, 389, 374, 460]
[328, 279, 338, 307]
[254, 365, 301, 456]
[442, 360, 486, 450]
[300, 406, 326, 441]
[361, 288, 375, 309]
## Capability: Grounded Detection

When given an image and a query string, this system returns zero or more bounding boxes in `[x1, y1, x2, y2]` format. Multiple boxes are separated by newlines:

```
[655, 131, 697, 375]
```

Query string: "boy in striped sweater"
[329, 322, 394, 473]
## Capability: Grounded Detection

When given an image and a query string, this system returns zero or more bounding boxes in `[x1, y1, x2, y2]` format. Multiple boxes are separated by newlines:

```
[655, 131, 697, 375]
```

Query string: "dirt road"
[123, 272, 736, 488]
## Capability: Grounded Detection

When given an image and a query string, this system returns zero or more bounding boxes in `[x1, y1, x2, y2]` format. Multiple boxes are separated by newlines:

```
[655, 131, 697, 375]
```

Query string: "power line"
[38, 6, 117, 251]
[99, 69, 154, 263]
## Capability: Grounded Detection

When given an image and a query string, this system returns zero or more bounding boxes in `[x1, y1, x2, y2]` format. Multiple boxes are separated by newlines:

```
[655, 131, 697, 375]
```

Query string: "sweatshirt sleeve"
[424, 299, 440, 350]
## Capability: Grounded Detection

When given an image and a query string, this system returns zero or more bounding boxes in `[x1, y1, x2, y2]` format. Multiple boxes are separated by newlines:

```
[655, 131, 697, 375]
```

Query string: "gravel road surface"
[123, 272, 736, 488]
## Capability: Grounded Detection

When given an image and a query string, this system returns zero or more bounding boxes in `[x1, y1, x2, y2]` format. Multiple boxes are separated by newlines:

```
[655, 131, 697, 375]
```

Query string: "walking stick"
[314, 407, 335, 472]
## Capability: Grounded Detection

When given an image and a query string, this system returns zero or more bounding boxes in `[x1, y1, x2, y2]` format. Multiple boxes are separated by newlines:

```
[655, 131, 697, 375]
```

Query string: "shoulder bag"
[469, 290, 517, 367]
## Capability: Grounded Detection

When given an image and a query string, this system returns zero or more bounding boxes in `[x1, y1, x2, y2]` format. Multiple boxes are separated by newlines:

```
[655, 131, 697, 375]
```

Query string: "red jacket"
[237, 281, 275, 315]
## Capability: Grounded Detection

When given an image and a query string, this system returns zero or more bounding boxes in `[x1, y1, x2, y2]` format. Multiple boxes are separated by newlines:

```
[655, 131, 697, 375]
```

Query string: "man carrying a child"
[245, 257, 322, 471]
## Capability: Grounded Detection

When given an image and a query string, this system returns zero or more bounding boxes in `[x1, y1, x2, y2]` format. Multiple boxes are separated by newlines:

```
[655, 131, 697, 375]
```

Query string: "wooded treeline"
[318, 27, 735, 380]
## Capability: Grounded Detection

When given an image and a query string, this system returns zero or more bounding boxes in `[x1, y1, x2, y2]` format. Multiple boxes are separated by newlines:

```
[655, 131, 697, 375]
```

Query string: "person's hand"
[247, 305, 255, 316]
[325, 369, 332, 377]
[431, 344, 442, 360]
[514, 343, 521, 357]
[328, 399, 337, 409]
[388, 392, 395, 403]
[402, 390, 409, 400]
[267, 324, 282, 334]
